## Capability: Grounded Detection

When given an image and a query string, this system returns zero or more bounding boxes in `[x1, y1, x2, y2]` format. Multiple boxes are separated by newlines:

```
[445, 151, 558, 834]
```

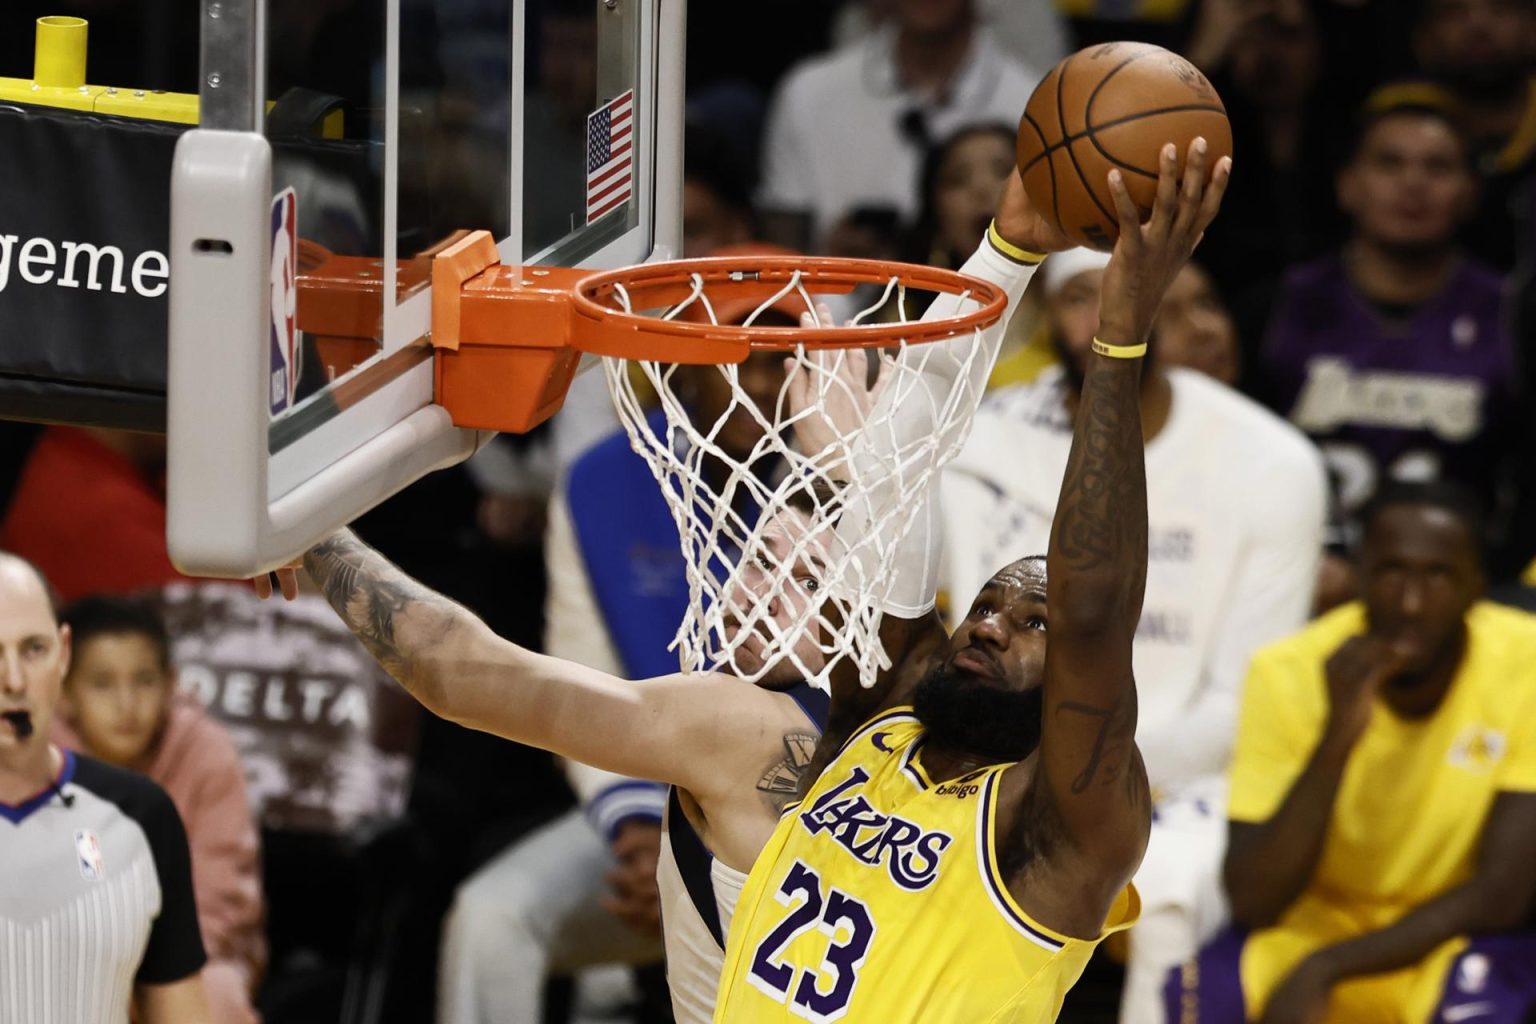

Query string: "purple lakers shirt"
[1261, 254, 1518, 515]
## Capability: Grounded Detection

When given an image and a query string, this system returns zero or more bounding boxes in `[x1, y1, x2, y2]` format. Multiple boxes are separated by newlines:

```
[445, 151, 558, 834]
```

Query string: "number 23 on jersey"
[747, 860, 876, 1022]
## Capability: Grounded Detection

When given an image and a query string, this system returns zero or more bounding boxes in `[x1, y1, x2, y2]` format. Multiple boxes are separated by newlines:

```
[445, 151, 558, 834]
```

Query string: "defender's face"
[0, 562, 69, 755]
[944, 562, 1050, 697]
[724, 508, 833, 685]
[62, 634, 173, 768]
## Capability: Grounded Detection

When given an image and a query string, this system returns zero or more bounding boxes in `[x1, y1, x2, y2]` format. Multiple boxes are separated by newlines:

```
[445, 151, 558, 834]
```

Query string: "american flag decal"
[586, 89, 634, 224]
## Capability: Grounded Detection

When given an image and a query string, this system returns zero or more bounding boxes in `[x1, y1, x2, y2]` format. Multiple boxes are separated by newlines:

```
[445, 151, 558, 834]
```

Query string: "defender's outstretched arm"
[292, 529, 790, 805]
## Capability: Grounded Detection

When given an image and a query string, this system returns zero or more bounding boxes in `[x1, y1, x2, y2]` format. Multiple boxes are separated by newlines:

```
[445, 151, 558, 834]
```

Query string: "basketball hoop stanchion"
[296, 228, 1011, 687]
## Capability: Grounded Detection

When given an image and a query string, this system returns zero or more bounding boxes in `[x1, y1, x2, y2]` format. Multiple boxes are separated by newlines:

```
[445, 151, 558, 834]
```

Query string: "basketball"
[1016, 42, 1233, 251]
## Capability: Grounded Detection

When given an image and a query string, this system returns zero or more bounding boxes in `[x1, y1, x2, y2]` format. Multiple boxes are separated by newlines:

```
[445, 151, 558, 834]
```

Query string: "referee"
[0, 552, 211, 1024]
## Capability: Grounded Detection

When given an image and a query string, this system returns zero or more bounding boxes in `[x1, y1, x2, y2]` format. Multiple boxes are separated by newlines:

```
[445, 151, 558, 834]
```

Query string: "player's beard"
[912, 663, 1043, 762]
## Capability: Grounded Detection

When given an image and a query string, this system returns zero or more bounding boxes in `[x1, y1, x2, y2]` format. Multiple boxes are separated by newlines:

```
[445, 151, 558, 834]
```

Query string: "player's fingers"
[867, 351, 891, 406]
[1191, 156, 1233, 239]
[848, 344, 865, 380]
[784, 354, 807, 405]
[1107, 170, 1142, 245]
[279, 568, 300, 601]
[1173, 137, 1210, 239]
[815, 301, 835, 329]
[1147, 142, 1179, 235]
[253, 574, 273, 600]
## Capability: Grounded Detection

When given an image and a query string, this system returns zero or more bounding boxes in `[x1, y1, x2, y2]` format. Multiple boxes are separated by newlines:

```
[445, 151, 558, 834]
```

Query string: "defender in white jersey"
[259, 175, 1058, 1023]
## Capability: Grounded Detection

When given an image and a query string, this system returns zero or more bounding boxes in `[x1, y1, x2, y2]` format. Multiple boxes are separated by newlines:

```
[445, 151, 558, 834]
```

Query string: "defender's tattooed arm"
[296, 530, 807, 824]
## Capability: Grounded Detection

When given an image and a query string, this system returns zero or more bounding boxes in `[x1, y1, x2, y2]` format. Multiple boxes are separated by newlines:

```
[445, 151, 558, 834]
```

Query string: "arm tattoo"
[1054, 697, 1144, 811]
[758, 731, 820, 812]
[1050, 363, 1148, 580]
[303, 531, 463, 705]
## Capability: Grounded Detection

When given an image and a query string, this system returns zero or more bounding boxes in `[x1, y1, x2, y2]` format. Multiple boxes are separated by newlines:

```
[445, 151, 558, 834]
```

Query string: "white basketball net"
[600, 270, 996, 690]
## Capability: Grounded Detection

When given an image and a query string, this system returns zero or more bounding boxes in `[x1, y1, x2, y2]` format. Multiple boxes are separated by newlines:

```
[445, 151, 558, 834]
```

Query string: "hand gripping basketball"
[1016, 42, 1233, 251]
[1097, 137, 1231, 349]
[992, 171, 1073, 260]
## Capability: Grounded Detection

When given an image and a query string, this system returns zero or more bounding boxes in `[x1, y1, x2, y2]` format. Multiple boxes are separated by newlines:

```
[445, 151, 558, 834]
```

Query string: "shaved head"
[992, 556, 1047, 593]
[0, 553, 70, 756]
[0, 553, 57, 625]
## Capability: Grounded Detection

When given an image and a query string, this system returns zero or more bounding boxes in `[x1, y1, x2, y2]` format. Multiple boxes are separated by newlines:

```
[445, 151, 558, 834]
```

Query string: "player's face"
[913, 560, 1049, 760]
[1340, 115, 1475, 251]
[1360, 505, 1483, 678]
[1046, 270, 1104, 383]
[946, 562, 1050, 694]
[0, 561, 69, 756]
[62, 634, 173, 769]
[725, 508, 832, 686]
[1152, 264, 1239, 386]
[933, 131, 1014, 258]
[1417, 0, 1536, 93]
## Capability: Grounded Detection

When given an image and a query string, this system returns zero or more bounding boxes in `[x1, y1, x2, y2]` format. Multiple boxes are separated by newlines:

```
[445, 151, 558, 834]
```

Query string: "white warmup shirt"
[942, 364, 1328, 795]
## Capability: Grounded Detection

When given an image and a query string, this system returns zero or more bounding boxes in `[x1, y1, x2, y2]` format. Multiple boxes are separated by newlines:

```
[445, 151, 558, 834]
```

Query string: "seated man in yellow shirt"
[1167, 480, 1536, 1024]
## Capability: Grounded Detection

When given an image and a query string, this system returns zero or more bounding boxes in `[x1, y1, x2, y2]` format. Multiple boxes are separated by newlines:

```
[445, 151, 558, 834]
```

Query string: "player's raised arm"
[276, 529, 785, 802]
[1035, 141, 1230, 876]
[817, 174, 1069, 728]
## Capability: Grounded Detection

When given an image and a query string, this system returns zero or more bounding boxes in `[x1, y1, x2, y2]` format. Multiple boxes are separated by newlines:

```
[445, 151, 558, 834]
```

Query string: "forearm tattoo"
[303, 532, 461, 702]
[1051, 362, 1148, 577]
[757, 731, 820, 812]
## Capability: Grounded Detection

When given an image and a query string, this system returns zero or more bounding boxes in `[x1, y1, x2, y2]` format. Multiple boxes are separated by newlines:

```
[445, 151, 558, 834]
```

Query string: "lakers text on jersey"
[714, 709, 1138, 1023]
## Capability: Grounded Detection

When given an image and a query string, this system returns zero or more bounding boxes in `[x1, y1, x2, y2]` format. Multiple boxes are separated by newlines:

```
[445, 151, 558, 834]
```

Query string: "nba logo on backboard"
[75, 829, 104, 881]
[269, 188, 300, 415]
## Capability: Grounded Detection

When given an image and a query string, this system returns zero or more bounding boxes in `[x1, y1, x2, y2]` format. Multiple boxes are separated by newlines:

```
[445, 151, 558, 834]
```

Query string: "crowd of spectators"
[4, 1, 1536, 1022]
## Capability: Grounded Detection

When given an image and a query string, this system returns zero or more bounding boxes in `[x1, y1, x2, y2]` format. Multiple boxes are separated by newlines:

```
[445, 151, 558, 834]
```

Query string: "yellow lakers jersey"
[715, 708, 1140, 1023]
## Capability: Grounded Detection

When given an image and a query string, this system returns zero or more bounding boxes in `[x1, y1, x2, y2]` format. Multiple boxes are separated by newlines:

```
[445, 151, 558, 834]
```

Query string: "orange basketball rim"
[295, 230, 1010, 435]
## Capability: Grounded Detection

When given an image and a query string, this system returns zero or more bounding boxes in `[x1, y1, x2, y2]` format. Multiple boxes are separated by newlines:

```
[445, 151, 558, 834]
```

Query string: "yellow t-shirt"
[714, 709, 1139, 1023]
[1228, 601, 1536, 1020]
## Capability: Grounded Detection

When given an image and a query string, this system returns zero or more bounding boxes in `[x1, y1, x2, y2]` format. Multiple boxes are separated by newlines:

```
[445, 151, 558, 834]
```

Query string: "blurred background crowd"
[3, 1, 1536, 1022]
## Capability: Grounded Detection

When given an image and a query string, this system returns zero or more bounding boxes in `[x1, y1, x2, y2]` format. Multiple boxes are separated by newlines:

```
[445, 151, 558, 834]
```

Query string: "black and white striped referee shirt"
[1, 750, 206, 1024]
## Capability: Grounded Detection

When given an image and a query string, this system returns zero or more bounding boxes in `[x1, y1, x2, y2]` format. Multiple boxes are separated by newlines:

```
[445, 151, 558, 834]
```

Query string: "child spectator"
[54, 595, 265, 1024]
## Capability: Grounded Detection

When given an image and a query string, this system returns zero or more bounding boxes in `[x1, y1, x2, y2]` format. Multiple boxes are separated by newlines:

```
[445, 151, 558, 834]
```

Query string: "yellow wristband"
[1091, 337, 1148, 359]
[987, 220, 1047, 265]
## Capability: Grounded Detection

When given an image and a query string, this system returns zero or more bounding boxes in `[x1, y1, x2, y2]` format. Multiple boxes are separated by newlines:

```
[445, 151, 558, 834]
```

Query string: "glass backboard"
[168, 0, 682, 577]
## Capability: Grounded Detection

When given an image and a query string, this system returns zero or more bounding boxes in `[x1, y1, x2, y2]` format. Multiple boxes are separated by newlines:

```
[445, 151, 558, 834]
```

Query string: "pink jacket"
[55, 693, 267, 991]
